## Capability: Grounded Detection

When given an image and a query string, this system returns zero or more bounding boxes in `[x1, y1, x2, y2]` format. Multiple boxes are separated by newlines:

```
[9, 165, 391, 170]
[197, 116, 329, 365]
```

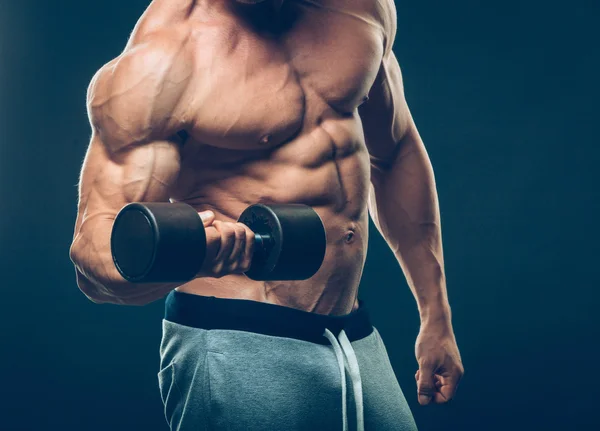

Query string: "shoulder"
[372, 0, 397, 56]
[86, 27, 193, 151]
[87, 28, 191, 115]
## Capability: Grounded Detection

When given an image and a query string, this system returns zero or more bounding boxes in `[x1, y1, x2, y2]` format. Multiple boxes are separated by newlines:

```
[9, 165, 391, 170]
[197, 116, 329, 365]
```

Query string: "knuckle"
[222, 222, 235, 235]
[219, 264, 233, 277]
[419, 359, 436, 369]
[220, 227, 236, 244]
[230, 259, 243, 272]
[240, 259, 251, 272]
[232, 265, 245, 274]
[235, 223, 247, 238]
[418, 383, 434, 392]
[452, 364, 464, 378]
[418, 388, 434, 397]
[211, 264, 225, 278]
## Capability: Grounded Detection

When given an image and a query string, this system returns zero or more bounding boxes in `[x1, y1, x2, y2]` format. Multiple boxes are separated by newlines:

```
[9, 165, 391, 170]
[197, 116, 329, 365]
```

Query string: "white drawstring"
[323, 328, 348, 431]
[338, 330, 364, 431]
[323, 328, 364, 431]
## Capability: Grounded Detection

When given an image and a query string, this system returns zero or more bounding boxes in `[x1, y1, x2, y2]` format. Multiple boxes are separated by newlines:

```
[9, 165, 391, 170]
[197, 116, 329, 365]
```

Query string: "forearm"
[69, 139, 185, 306]
[70, 215, 183, 306]
[369, 129, 451, 327]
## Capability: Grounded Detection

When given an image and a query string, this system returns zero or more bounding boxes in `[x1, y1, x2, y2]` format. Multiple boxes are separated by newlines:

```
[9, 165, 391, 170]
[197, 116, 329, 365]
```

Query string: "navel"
[344, 229, 356, 244]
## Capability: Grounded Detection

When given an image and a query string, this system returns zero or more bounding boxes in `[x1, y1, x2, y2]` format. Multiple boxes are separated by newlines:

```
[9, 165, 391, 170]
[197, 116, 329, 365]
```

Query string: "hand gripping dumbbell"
[110, 202, 327, 282]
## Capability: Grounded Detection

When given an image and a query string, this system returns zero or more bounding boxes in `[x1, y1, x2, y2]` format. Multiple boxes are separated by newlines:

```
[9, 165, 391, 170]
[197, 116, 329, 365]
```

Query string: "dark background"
[1, 0, 598, 430]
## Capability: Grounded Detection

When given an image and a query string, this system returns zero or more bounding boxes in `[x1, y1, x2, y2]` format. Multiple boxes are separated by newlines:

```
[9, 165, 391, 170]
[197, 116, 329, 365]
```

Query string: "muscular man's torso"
[114, 0, 396, 315]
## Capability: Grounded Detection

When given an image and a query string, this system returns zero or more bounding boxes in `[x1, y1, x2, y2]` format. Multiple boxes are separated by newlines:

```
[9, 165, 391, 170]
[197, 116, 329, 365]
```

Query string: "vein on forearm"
[369, 134, 449, 316]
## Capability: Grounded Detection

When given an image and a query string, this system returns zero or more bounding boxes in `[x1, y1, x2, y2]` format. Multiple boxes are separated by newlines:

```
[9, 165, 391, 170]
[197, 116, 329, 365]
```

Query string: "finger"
[433, 390, 450, 404]
[199, 211, 215, 227]
[435, 373, 460, 403]
[416, 365, 436, 406]
[428, 374, 450, 404]
[226, 224, 247, 269]
[212, 221, 236, 275]
[437, 383, 457, 403]
[242, 225, 255, 272]
[201, 226, 221, 269]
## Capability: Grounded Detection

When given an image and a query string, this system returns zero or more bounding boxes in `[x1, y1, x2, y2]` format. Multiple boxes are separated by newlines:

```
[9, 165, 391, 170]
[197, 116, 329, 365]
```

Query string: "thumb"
[417, 365, 436, 405]
[198, 210, 215, 227]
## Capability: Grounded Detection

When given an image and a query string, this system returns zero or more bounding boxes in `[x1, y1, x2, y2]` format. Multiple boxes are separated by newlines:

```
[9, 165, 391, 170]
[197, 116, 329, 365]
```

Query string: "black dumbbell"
[110, 202, 327, 283]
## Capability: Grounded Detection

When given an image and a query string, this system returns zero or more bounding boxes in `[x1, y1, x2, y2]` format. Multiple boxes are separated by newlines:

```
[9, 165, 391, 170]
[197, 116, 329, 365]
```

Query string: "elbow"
[74, 272, 150, 306]
[74, 269, 154, 307]
[70, 240, 120, 305]
[72, 261, 122, 305]
[73, 270, 111, 305]
[69, 240, 157, 307]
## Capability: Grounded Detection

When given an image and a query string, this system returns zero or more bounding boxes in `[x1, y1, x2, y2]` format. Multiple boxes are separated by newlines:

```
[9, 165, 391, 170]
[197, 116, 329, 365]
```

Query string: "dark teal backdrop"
[1, 1, 598, 430]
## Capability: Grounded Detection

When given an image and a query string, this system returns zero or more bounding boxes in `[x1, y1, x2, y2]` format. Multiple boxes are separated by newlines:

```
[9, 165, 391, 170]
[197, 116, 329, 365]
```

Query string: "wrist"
[419, 303, 453, 331]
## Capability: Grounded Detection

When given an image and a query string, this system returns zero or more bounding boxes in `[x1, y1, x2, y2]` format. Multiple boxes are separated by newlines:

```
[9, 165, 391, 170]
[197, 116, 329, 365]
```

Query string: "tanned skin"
[70, 0, 463, 405]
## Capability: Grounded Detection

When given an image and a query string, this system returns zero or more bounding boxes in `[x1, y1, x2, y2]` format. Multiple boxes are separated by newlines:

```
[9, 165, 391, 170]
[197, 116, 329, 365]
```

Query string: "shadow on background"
[1, 0, 598, 430]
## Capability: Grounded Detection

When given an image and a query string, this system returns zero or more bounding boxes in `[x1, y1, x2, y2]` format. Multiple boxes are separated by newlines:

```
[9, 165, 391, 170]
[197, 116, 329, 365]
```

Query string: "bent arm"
[361, 51, 451, 327]
[70, 29, 193, 306]
[69, 136, 184, 305]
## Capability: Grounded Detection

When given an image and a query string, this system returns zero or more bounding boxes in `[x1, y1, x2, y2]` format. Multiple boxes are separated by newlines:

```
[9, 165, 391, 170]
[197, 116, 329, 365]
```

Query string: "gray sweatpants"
[158, 291, 417, 431]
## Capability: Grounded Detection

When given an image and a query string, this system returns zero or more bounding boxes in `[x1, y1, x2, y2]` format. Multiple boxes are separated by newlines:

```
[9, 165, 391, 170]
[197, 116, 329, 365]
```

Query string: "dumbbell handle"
[111, 203, 277, 282]
[253, 233, 273, 256]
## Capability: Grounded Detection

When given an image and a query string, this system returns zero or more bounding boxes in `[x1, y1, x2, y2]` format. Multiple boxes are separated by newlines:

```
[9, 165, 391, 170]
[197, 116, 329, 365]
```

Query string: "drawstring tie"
[323, 328, 364, 431]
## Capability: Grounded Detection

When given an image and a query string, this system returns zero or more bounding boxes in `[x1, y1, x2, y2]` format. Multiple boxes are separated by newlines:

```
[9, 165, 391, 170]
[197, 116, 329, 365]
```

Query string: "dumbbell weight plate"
[238, 204, 326, 281]
[111, 202, 207, 283]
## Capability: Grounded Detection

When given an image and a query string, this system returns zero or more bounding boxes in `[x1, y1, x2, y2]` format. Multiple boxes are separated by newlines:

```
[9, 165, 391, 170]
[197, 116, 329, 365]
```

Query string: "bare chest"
[182, 0, 385, 150]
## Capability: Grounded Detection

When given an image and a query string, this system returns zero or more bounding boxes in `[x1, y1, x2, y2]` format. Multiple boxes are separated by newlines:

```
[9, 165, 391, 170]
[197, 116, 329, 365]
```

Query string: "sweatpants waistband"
[164, 290, 374, 345]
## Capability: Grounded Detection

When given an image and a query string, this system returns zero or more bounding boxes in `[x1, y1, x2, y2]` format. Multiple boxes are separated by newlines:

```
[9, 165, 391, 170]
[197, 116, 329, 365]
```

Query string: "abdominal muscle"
[171, 118, 372, 316]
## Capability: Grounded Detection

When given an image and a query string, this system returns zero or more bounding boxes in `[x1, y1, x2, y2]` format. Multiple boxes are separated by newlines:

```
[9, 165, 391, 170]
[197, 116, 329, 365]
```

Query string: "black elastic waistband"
[164, 290, 374, 345]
